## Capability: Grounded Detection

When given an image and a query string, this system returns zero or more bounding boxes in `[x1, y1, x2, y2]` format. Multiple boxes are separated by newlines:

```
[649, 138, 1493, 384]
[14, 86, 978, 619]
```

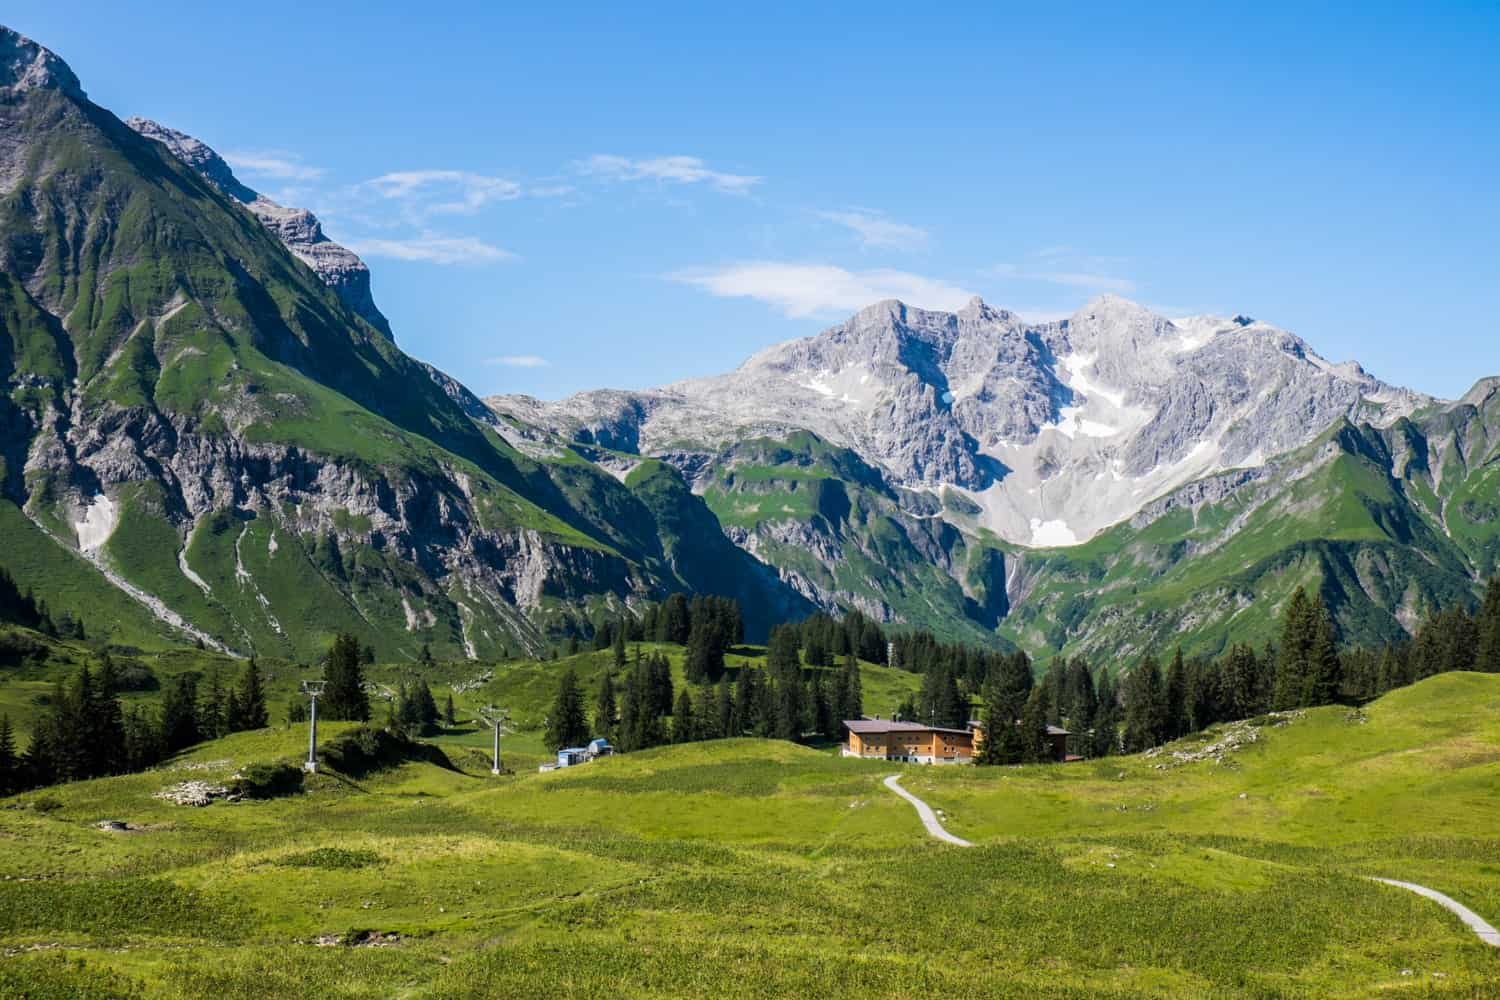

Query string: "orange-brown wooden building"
[843, 719, 976, 764]
[844, 718, 1070, 764]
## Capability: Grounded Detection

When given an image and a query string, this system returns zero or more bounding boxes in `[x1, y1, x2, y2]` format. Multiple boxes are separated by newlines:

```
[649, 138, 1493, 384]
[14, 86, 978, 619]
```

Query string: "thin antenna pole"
[302, 680, 327, 773]
[481, 705, 510, 775]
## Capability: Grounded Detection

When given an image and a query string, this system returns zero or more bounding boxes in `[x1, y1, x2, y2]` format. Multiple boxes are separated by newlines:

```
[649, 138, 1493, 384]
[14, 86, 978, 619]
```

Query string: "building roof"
[968, 720, 1071, 736]
[844, 719, 972, 736]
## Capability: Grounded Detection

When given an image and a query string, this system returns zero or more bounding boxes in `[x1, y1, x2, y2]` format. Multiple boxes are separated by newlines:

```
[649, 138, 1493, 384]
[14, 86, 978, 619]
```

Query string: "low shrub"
[228, 762, 304, 799]
[320, 726, 454, 778]
[278, 847, 384, 870]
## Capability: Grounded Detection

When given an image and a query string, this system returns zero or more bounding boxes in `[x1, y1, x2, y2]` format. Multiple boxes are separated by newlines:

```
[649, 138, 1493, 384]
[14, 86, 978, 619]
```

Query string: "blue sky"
[11, 2, 1499, 400]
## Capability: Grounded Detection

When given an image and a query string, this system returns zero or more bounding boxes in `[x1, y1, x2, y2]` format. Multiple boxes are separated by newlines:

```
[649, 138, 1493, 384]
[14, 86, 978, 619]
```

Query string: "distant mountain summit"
[2, 21, 1495, 663]
[0, 23, 808, 659]
[125, 117, 392, 338]
[495, 294, 1429, 546]
[0, 25, 83, 97]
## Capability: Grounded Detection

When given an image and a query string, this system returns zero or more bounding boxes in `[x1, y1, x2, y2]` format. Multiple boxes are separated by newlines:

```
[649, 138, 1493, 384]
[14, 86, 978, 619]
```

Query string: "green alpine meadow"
[1, 13, 1498, 1000]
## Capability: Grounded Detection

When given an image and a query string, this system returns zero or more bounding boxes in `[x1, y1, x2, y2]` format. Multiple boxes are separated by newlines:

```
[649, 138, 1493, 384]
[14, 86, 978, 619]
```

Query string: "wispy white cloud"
[364, 170, 523, 216]
[817, 210, 929, 250]
[483, 354, 550, 368]
[223, 151, 326, 182]
[578, 154, 761, 194]
[990, 262, 1137, 294]
[668, 261, 975, 318]
[1033, 271, 1137, 294]
[346, 235, 515, 266]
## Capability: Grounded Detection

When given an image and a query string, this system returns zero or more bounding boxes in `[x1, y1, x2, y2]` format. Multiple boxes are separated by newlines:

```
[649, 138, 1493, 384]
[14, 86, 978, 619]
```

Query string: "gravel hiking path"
[1370, 878, 1500, 948]
[883, 774, 973, 847]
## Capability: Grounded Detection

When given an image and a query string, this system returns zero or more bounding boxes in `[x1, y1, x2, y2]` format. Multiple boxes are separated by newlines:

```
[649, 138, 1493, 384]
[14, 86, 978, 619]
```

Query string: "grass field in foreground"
[0, 674, 1497, 997]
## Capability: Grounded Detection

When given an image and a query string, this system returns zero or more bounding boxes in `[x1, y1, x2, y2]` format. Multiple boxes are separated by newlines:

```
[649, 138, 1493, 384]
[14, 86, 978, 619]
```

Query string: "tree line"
[544, 631, 865, 753]
[969, 578, 1500, 764]
[0, 566, 88, 642]
[0, 654, 269, 795]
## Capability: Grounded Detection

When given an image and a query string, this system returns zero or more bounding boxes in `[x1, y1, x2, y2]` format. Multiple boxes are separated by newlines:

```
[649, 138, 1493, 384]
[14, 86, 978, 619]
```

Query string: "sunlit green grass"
[1, 674, 1497, 997]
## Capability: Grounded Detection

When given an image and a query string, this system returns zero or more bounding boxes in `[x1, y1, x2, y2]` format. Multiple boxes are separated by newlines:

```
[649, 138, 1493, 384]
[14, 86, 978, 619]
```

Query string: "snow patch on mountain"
[489, 295, 1432, 548]
[74, 494, 117, 552]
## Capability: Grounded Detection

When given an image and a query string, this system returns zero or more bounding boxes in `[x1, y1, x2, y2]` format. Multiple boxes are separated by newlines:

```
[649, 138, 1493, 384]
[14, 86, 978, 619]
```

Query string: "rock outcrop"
[493, 294, 1430, 547]
[125, 117, 392, 339]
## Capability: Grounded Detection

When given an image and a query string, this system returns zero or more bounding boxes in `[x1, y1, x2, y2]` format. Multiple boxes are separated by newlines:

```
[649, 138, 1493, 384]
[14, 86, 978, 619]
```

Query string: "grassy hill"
[1, 673, 1497, 997]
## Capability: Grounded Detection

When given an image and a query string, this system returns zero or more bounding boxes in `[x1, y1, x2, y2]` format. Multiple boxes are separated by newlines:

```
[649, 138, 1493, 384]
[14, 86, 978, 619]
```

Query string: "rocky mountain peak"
[125, 117, 258, 202]
[1461, 376, 1500, 409]
[126, 117, 392, 338]
[496, 295, 1435, 548]
[0, 26, 83, 98]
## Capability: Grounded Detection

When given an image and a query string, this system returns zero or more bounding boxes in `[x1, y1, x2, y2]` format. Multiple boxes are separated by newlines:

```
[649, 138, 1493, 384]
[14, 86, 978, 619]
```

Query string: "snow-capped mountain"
[495, 295, 1431, 546]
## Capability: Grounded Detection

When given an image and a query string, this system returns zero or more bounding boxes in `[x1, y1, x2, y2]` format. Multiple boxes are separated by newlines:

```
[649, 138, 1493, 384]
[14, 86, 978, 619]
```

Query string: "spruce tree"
[648, 654, 675, 717]
[1476, 577, 1500, 673]
[594, 669, 618, 743]
[843, 653, 863, 720]
[1091, 673, 1119, 758]
[613, 622, 627, 670]
[1301, 609, 1342, 706]
[1019, 687, 1049, 763]
[90, 654, 126, 776]
[715, 675, 733, 738]
[160, 673, 202, 753]
[237, 657, 269, 729]
[544, 669, 590, 751]
[731, 667, 758, 736]
[415, 679, 440, 734]
[1062, 658, 1096, 731]
[1273, 587, 1317, 709]
[975, 689, 1009, 766]
[199, 667, 227, 740]
[444, 692, 457, 728]
[1122, 654, 1168, 752]
[1164, 648, 1188, 740]
[672, 688, 695, 743]
[0, 715, 17, 796]
[324, 633, 371, 721]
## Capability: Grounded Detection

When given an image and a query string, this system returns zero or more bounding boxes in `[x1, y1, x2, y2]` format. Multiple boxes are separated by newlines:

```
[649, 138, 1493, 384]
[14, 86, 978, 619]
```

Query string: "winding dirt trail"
[1369, 878, 1500, 948]
[883, 774, 973, 847]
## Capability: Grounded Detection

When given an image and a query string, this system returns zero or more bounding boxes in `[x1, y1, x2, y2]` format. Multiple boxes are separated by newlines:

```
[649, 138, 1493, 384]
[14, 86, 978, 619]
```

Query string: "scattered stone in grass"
[451, 670, 494, 695]
[1238, 792, 1248, 800]
[94, 820, 129, 832]
[171, 759, 233, 773]
[1144, 712, 1304, 768]
[153, 781, 238, 806]
[315, 929, 402, 948]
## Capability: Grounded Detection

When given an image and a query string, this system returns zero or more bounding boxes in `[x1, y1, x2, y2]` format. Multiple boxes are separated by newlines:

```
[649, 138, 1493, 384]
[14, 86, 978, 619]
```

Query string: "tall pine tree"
[1476, 576, 1500, 673]
[544, 669, 590, 751]
[324, 633, 371, 721]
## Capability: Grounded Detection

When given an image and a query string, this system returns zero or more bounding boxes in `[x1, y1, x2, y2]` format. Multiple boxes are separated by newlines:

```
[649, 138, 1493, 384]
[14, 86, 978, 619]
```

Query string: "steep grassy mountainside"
[0, 28, 806, 659]
[999, 400, 1500, 663]
[0, 673, 1496, 997]
[523, 390, 1500, 663]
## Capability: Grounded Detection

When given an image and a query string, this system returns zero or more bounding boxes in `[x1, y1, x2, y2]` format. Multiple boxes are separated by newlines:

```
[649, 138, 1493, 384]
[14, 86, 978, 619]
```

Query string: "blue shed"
[557, 748, 588, 767]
